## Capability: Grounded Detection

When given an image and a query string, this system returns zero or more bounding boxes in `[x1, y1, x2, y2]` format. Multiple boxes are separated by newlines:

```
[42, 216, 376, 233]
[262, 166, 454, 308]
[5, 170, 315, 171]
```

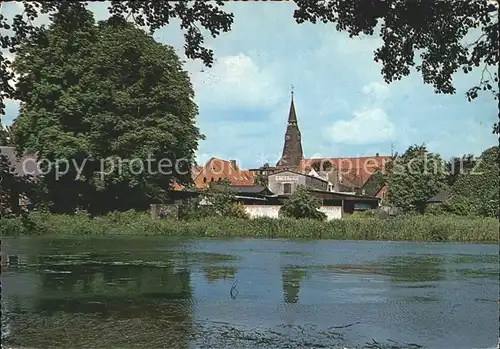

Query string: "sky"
[1, 2, 498, 169]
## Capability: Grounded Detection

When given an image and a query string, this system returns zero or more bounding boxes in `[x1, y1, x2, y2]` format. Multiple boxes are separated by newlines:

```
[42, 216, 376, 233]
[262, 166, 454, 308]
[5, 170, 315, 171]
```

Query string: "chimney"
[376, 152, 379, 157]
[230, 159, 237, 171]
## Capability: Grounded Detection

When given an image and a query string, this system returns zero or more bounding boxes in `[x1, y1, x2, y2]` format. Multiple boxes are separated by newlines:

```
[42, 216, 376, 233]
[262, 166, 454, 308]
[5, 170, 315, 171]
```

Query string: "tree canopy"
[448, 146, 499, 216]
[294, 0, 499, 133]
[0, 0, 233, 115]
[385, 144, 447, 213]
[10, 9, 202, 214]
[1, 1, 498, 132]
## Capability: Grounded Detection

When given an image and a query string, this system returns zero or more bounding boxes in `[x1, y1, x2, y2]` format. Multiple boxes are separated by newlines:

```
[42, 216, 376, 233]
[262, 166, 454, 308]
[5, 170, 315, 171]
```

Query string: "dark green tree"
[293, 0, 499, 133]
[0, 1, 233, 116]
[322, 161, 332, 172]
[279, 185, 327, 220]
[310, 161, 321, 172]
[11, 10, 203, 214]
[385, 144, 447, 213]
[205, 179, 249, 219]
[363, 169, 386, 197]
[3, 1, 498, 132]
[253, 172, 268, 187]
[445, 154, 476, 186]
[448, 146, 499, 217]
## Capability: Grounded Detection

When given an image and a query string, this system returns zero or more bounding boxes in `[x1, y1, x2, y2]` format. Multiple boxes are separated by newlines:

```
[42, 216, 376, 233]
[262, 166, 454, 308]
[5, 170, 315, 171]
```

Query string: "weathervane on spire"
[291, 84, 294, 98]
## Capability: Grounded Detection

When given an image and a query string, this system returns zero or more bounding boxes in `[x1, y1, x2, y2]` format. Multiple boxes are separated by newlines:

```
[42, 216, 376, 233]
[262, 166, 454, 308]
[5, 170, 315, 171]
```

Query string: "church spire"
[276, 86, 304, 170]
[288, 85, 297, 124]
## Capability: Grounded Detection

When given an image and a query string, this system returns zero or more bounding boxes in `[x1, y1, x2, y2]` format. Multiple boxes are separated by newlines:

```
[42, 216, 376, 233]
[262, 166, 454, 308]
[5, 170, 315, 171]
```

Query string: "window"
[203, 177, 207, 183]
[283, 183, 292, 194]
[211, 178, 214, 182]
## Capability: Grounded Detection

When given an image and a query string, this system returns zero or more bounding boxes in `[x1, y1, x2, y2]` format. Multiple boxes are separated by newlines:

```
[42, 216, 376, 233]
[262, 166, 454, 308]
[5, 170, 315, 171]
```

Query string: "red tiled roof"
[193, 157, 254, 188]
[299, 156, 391, 187]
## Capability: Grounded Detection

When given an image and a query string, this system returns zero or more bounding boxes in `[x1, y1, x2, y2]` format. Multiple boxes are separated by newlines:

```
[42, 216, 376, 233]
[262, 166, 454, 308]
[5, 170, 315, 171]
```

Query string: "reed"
[0, 210, 497, 243]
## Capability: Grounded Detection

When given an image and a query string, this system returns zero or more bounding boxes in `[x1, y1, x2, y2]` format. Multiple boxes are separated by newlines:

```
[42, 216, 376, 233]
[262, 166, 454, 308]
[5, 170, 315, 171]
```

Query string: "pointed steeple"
[276, 86, 304, 170]
[288, 86, 297, 124]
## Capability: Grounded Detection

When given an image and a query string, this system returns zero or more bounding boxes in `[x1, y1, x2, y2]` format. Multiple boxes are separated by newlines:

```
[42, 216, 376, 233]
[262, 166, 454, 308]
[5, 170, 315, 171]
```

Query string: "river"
[1, 237, 498, 349]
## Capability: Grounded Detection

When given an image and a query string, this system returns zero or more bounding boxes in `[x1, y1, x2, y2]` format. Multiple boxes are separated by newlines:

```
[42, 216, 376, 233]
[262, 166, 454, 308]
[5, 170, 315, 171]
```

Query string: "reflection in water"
[1, 238, 498, 349]
[281, 266, 307, 304]
[3, 245, 194, 349]
[380, 255, 445, 283]
[203, 266, 237, 283]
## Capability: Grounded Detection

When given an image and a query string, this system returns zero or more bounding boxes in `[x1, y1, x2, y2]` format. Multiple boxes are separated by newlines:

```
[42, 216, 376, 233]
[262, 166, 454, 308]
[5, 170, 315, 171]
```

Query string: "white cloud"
[190, 53, 283, 110]
[362, 81, 391, 104]
[328, 108, 395, 145]
[326, 80, 395, 145]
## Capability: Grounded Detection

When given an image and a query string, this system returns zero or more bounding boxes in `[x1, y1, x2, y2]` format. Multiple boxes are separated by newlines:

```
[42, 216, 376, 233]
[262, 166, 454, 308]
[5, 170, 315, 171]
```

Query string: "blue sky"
[1, 2, 498, 169]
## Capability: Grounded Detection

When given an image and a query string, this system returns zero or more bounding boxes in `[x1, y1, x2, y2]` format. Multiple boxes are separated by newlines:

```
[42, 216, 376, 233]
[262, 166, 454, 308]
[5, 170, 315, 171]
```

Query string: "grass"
[0, 210, 498, 243]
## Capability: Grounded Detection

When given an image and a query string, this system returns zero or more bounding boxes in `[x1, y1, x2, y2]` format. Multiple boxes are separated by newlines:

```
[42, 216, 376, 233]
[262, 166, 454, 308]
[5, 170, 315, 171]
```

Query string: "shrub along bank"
[0, 210, 497, 243]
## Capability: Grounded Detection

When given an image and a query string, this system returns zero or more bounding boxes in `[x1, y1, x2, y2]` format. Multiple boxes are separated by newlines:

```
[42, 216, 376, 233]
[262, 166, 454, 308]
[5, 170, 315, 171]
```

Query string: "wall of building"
[244, 204, 342, 220]
[268, 171, 327, 195]
[268, 171, 306, 195]
[318, 206, 343, 220]
[245, 205, 281, 219]
[305, 175, 328, 191]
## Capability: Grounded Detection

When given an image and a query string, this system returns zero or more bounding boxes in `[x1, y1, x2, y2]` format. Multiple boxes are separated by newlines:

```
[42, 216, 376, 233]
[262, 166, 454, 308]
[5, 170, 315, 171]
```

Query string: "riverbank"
[0, 211, 497, 242]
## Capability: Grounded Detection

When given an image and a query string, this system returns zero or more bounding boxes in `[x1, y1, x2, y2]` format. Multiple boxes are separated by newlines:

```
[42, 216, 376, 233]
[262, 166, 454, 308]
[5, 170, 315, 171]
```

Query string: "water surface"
[1, 237, 498, 348]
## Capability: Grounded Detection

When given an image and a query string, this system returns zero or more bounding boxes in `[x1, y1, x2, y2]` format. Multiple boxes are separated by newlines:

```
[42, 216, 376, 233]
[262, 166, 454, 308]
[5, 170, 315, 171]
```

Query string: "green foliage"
[204, 180, 249, 219]
[448, 146, 499, 217]
[322, 161, 332, 171]
[279, 185, 326, 221]
[310, 161, 321, 171]
[1, 211, 497, 243]
[445, 154, 476, 186]
[11, 12, 202, 214]
[228, 202, 251, 219]
[385, 145, 447, 213]
[0, 1, 234, 115]
[363, 170, 386, 197]
[346, 209, 389, 219]
[253, 172, 268, 186]
[179, 180, 249, 220]
[293, 1, 499, 132]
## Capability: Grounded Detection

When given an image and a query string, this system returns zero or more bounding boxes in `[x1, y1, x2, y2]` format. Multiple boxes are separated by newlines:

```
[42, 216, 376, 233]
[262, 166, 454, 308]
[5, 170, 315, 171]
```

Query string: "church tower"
[276, 87, 304, 170]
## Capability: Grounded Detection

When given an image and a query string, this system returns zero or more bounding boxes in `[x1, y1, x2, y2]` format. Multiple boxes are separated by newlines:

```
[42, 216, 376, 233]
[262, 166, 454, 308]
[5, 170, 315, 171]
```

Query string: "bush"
[228, 202, 250, 219]
[179, 181, 250, 220]
[279, 186, 327, 221]
[0, 212, 497, 243]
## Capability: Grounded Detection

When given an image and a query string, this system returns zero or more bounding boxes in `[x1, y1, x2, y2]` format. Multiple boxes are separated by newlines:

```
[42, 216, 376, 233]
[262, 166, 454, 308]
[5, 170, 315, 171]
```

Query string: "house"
[298, 155, 390, 189]
[0, 146, 40, 212]
[268, 170, 328, 195]
[0, 146, 39, 178]
[374, 184, 388, 201]
[426, 189, 450, 204]
[259, 171, 380, 219]
[192, 157, 254, 189]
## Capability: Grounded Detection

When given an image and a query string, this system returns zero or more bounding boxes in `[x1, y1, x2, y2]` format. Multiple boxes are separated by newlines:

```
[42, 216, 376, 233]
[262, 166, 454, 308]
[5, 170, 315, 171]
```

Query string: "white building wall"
[318, 206, 343, 220]
[245, 205, 281, 219]
[244, 205, 343, 220]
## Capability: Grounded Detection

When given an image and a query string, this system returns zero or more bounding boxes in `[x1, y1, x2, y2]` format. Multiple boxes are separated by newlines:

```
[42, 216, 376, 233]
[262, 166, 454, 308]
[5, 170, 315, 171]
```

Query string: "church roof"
[298, 156, 391, 187]
[276, 90, 304, 168]
[288, 93, 297, 124]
